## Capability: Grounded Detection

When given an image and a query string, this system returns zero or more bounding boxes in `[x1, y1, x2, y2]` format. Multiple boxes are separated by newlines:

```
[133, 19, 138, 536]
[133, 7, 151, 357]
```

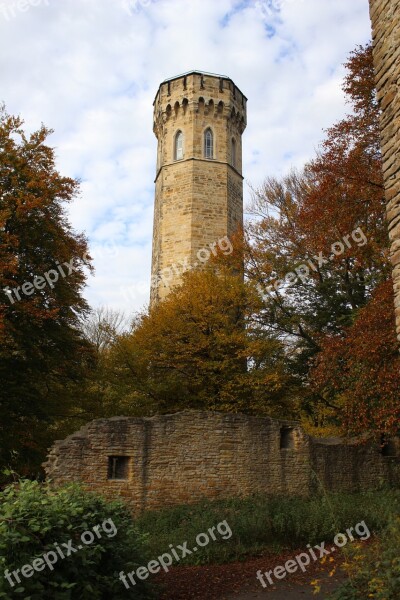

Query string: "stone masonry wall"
[369, 0, 400, 340]
[44, 411, 399, 515]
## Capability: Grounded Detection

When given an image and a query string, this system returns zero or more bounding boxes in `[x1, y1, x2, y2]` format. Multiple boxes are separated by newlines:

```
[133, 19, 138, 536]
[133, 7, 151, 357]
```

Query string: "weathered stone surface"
[369, 0, 400, 340]
[43, 411, 399, 514]
[150, 72, 246, 304]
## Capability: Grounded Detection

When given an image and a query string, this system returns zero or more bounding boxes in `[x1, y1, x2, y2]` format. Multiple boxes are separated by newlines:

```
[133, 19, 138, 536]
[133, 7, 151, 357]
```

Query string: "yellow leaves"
[311, 579, 321, 594]
[106, 266, 294, 415]
[300, 409, 345, 438]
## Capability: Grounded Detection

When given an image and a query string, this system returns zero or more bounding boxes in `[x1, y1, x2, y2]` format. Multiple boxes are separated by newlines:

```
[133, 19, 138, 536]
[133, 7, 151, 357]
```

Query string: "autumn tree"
[242, 44, 392, 431]
[81, 306, 128, 353]
[0, 107, 94, 474]
[102, 266, 297, 417]
[77, 306, 132, 419]
[310, 280, 400, 436]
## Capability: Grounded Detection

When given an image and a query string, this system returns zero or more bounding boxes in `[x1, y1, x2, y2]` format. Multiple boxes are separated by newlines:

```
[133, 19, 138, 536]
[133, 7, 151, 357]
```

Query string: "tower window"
[107, 456, 130, 480]
[231, 138, 237, 167]
[175, 130, 184, 160]
[204, 128, 214, 159]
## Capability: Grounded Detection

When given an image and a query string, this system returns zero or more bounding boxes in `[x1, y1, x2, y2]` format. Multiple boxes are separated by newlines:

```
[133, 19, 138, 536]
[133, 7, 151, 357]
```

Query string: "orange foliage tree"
[311, 280, 400, 436]
[104, 266, 297, 417]
[0, 107, 94, 473]
[241, 44, 397, 434]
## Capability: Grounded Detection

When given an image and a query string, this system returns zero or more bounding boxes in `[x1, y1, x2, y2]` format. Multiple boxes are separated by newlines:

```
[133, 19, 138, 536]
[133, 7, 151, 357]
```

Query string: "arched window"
[231, 138, 237, 167]
[204, 128, 213, 159]
[175, 130, 184, 160]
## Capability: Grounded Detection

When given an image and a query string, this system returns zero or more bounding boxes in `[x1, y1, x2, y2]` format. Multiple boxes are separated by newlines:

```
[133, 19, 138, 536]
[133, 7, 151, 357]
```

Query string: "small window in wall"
[175, 130, 184, 160]
[204, 128, 214, 159]
[381, 437, 397, 457]
[280, 427, 295, 450]
[108, 456, 130, 480]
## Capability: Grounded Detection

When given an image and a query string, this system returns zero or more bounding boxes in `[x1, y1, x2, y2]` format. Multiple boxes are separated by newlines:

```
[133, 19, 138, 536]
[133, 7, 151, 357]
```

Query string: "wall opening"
[280, 427, 295, 450]
[381, 437, 398, 457]
[108, 456, 130, 480]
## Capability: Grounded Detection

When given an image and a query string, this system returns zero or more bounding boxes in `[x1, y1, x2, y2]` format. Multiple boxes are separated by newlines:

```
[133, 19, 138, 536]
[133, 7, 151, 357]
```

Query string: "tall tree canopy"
[100, 267, 297, 417]
[0, 107, 94, 474]
[240, 44, 397, 434]
[311, 279, 400, 436]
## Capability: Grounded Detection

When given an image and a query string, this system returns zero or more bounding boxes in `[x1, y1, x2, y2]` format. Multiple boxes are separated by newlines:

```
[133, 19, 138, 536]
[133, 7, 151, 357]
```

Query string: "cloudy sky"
[0, 0, 372, 315]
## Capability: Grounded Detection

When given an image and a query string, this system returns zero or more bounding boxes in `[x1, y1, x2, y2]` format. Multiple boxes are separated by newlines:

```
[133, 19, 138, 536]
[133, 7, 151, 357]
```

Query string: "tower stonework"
[151, 71, 247, 304]
[369, 0, 400, 341]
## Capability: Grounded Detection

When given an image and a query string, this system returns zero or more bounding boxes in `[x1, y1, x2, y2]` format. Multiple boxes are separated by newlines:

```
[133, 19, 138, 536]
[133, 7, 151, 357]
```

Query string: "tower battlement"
[150, 71, 247, 304]
[153, 71, 247, 128]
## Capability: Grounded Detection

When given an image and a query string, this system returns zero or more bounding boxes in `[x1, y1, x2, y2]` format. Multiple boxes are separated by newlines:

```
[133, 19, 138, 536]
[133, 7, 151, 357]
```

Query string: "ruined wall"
[369, 0, 400, 340]
[44, 411, 399, 514]
[311, 438, 400, 491]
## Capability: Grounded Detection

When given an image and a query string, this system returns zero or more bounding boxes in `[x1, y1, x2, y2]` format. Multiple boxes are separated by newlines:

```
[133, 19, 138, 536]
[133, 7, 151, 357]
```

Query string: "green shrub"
[329, 515, 400, 600]
[0, 480, 154, 599]
[135, 489, 400, 565]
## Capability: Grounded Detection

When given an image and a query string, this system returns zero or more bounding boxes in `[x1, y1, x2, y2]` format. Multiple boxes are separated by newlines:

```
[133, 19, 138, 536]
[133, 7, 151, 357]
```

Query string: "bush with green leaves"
[329, 515, 400, 600]
[0, 480, 154, 599]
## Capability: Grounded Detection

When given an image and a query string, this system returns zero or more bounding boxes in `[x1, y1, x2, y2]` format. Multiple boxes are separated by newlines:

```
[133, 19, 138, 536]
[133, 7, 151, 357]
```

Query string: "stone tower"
[369, 0, 400, 342]
[150, 71, 247, 304]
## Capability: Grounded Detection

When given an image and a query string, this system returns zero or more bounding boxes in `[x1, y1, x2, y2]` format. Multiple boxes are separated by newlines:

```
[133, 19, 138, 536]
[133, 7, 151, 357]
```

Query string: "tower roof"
[161, 70, 230, 82]
[154, 70, 248, 103]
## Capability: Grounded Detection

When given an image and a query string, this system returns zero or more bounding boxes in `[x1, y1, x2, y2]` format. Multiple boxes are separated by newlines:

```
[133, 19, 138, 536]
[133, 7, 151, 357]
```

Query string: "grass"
[135, 489, 400, 566]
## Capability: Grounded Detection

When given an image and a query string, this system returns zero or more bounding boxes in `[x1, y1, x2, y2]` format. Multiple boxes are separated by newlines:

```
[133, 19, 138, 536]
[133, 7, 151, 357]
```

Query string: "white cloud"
[0, 0, 372, 313]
